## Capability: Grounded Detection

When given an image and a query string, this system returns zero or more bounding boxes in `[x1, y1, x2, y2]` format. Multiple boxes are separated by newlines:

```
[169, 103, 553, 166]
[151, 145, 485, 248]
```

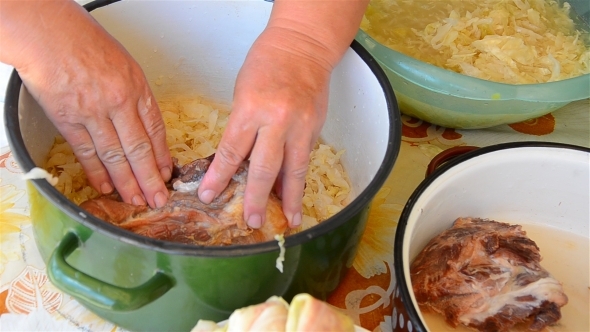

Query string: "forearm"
[0, 0, 95, 70]
[266, 0, 369, 71]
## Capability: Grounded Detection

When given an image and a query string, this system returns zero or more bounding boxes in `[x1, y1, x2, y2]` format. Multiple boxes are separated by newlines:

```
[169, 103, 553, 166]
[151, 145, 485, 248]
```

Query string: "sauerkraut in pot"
[44, 97, 351, 232]
[362, 0, 590, 84]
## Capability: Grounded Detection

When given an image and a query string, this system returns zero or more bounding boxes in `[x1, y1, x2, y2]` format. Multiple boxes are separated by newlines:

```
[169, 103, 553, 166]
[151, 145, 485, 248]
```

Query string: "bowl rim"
[4, 0, 402, 257]
[356, 29, 590, 103]
[393, 141, 590, 332]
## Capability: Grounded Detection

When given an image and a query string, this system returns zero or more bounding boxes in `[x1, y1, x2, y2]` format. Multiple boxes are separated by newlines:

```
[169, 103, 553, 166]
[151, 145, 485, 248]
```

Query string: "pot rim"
[4, 0, 401, 257]
[393, 141, 590, 332]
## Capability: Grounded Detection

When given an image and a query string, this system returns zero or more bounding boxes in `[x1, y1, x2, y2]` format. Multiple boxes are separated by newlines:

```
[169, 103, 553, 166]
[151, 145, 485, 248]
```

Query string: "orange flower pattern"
[509, 113, 556, 135]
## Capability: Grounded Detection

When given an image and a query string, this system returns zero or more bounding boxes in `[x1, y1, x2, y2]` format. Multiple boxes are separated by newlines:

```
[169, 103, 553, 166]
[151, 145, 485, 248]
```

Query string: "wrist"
[0, 0, 90, 70]
[254, 26, 337, 73]
[265, 0, 369, 70]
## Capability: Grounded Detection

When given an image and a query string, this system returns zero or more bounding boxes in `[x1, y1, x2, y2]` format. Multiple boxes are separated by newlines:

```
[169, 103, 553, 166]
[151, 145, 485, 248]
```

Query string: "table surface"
[0, 59, 589, 331]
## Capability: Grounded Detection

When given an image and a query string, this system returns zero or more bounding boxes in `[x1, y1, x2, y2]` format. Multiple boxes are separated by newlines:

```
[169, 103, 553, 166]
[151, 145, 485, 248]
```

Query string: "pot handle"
[426, 146, 479, 177]
[47, 231, 174, 311]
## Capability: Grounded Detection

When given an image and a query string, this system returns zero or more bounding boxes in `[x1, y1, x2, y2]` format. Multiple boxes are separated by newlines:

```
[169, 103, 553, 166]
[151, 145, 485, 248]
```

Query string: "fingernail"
[199, 189, 216, 204]
[160, 166, 172, 182]
[291, 212, 302, 228]
[154, 191, 168, 208]
[132, 194, 146, 206]
[100, 182, 113, 194]
[247, 214, 262, 229]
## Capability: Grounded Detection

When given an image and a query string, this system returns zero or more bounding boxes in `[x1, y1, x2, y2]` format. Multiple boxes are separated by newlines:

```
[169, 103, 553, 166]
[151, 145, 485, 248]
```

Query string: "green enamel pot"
[4, 1, 401, 331]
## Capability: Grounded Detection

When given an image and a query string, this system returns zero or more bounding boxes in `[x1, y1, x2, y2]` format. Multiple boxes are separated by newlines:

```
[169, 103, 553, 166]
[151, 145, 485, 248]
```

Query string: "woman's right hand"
[0, 0, 172, 208]
[197, 0, 369, 229]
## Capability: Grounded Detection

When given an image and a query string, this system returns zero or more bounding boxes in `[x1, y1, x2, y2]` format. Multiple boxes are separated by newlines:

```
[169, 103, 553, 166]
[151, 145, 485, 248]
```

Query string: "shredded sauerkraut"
[44, 97, 351, 228]
[275, 234, 286, 273]
[44, 136, 99, 204]
[362, 0, 590, 84]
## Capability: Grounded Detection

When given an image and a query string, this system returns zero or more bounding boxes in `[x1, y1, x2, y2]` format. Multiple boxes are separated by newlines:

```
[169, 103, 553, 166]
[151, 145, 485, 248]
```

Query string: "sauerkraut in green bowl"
[356, 0, 590, 129]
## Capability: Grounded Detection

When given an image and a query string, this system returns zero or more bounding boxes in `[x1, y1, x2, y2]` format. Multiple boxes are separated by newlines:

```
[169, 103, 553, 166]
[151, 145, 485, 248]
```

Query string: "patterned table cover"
[0, 98, 588, 331]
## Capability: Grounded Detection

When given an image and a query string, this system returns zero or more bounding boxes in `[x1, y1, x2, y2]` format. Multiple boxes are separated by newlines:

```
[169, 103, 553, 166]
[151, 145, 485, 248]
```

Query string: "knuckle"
[248, 163, 277, 182]
[138, 173, 164, 193]
[99, 147, 127, 166]
[287, 163, 309, 181]
[107, 90, 128, 109]
[73, 143, 98, 161]
[286, 151, 311, 180]
[54, 104, 88, 124]
[143, 113, 167, 135]
[101, 82, 130, 110]
[216, 145, 246, 168]
[270, 106, 294, 126]
[125, 141, 153, 162]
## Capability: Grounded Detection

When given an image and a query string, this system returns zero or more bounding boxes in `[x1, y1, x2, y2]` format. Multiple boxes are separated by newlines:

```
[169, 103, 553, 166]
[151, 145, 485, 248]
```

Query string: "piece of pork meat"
[80, 156, 288, 246]
[410, 217, 568, 332]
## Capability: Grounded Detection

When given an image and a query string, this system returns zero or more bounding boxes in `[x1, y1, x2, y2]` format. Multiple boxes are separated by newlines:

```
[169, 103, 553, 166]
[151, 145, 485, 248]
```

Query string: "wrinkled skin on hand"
[0, 0, 173, 208]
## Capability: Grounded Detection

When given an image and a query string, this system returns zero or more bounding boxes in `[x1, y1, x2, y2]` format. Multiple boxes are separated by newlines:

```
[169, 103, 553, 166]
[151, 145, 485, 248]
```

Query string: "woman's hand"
[1, 0, 172, 208]
[197, 0, 369, 228]
[198, 27, 330, 229]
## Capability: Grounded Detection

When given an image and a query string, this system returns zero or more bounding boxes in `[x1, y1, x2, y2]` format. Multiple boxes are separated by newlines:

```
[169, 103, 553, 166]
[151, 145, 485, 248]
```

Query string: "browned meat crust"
[410, 217, 568, 332]
[80, 156, 287, 246]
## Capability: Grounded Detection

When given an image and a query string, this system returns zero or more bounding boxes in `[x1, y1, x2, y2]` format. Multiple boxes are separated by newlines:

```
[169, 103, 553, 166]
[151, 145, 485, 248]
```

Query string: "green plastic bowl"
[355, 2, 590, 129]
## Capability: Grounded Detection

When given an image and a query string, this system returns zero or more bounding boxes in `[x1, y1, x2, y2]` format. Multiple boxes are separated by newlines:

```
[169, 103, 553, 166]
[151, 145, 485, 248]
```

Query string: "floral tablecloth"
[1, 93, 587, 331]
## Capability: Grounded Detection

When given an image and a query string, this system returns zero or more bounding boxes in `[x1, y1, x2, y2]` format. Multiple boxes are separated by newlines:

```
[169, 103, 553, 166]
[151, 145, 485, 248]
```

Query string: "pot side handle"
[426, 146, 479, 177]
[47, 231, 175, 311]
